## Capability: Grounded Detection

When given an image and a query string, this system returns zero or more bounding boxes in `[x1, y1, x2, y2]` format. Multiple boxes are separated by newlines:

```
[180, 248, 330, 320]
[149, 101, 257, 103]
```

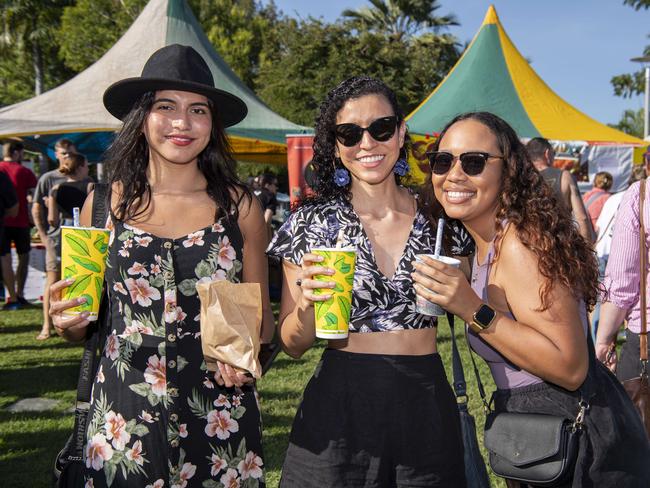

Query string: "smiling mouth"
[166, 135, 194, 146]
[445, 190, 475, 203]
[356, 154, 384, 167]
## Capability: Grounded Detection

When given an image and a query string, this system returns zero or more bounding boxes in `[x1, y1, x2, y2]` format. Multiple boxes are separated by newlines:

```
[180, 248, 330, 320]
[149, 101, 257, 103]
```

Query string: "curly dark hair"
[300, 76, 411, 207]
[103, 91, 250, 223]
[432, 112, 599, 311]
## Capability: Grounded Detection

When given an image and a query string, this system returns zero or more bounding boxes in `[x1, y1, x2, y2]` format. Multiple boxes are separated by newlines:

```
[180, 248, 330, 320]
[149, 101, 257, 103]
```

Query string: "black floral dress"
[83, 219, 265, 488]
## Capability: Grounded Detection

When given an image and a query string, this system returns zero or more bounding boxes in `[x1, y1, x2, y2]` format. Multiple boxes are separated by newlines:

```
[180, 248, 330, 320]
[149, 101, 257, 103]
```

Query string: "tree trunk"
[32, 42, 43, 95]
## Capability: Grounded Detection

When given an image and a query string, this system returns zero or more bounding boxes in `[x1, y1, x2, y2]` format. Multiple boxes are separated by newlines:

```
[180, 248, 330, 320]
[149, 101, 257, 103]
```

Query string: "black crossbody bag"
[53, 184, 110, 487]
[466, 325, 594, 487]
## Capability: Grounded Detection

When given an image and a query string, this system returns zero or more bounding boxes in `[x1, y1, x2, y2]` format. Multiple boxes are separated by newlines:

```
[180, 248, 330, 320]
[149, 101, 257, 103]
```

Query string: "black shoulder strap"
[91, 183, 109, 228]
[68, 182, 110, 460]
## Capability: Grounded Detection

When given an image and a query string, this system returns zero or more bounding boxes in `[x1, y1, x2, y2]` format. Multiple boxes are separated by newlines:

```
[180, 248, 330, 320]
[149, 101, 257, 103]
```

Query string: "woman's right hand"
[295, 253, 336, 308]
[49, 278, 91, 339]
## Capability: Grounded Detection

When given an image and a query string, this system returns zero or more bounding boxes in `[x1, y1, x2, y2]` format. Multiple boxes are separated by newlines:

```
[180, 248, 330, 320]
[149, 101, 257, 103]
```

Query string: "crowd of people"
[2, 44, 650, 487]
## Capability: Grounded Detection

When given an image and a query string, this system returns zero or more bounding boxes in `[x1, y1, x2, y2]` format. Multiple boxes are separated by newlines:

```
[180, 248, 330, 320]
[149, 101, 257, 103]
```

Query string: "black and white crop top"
[266, 198, 473, 332]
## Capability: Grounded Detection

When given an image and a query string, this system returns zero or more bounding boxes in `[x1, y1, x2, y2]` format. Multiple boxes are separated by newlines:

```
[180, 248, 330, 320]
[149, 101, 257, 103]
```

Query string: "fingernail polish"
[78, 297, 87, 304]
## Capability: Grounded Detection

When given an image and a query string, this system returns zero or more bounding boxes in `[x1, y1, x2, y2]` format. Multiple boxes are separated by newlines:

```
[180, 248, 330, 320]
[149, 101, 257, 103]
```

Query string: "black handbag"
[465, 324, 594, 487]
[53, 184, 110, 487]
[446, 313, 491, 488]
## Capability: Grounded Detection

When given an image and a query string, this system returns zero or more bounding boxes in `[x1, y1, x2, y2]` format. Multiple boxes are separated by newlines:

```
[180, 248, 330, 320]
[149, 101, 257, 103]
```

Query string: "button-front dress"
[83, 218, 265, 488]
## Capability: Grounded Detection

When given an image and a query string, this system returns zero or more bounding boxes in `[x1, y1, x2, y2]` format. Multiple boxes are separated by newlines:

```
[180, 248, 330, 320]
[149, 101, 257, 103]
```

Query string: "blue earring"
[393, 158, 410, 176]
[333, 158, 350, 186]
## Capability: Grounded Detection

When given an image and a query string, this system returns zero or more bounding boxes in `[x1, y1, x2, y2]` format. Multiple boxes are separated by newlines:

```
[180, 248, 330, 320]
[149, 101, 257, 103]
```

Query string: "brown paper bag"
[196, 280, 262, 379]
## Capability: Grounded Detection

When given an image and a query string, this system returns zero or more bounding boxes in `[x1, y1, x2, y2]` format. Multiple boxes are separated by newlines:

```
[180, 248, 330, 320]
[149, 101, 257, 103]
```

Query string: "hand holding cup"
[412, 255, 479, 320]
[49, 277, 92, 339]
[296, 252, 336, 307]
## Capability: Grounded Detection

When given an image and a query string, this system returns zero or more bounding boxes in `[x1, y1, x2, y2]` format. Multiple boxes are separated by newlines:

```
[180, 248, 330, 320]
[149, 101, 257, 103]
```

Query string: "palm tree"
[1, 0, 71, 95]
[342, 0, 458, 41]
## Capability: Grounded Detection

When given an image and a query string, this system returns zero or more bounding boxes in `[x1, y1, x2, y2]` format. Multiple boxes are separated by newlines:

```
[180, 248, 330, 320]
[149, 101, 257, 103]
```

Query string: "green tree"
[342, 0, 457, 41]
[255, 16, 460, 126]
[609, 108, 644, 137]
[58, 0, 148, 72]
[0, 0, 73, 105]
[624, 0, 650, 10]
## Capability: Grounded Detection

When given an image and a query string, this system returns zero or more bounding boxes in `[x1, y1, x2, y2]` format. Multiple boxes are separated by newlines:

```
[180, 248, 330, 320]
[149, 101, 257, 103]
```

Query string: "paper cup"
[414, 255, 461, 316]
[60, 226, 110, 321]
[312, 247, 356, 340]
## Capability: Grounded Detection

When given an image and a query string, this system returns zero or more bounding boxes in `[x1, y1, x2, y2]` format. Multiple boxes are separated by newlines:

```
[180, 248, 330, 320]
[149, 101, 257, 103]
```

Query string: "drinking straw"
[73, 207, 80, 228]
[335, 229, 345, 249]
[433, 218, 445, 258]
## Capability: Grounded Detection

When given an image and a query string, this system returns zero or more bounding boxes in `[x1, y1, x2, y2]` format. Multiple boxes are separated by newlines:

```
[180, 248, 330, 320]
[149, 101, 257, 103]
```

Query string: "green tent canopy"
[0, 0, 311, 163]
[406, 5, 643, 145]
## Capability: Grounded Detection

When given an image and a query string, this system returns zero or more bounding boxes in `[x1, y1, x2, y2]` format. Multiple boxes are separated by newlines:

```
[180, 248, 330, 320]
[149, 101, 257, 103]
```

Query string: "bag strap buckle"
[572, 400, 589, 432]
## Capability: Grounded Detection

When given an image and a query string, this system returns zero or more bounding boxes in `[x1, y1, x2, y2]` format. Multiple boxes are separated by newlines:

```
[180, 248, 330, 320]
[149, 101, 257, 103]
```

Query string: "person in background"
[268, 76, 470, 487]
[0, 172, 19, 301]
[526, 137, 594, 243]
[591, 165, 647, 337]
[48, 44, 272, 487]
[582, 171, 612, 229]
[47, 152, 93, 229]
[32, 138, 76, 339]
[0, 141, 37, 310]
[417, 111, 649, 486]
[255, 173, 278, 225]
[596, 166, 650, 382]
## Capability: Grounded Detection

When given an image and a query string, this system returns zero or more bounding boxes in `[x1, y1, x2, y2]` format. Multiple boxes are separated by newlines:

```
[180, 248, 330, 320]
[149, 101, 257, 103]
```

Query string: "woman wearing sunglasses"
[267, 76, 472, 487]
[413, 111, 649, 486]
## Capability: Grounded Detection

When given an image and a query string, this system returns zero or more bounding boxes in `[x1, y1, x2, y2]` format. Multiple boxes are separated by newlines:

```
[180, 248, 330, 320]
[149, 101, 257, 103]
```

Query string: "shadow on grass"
[1, 422, 72, 488]
[0, 364, 79, 399]
[0, 323, 41, 334]
[0, 342, 80, 353]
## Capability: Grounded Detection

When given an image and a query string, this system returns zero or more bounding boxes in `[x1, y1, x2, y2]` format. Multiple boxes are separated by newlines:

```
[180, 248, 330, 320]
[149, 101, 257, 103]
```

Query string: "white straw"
[433, 218, 445, 258]
[73, 207, 80, 228]
[335, 229, 345, 249]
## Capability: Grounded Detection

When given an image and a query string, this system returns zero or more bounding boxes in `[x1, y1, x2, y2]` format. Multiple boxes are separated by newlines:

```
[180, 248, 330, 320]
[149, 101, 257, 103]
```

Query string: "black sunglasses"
[334, 116, 399, 147]
[426, 151, 504, 176]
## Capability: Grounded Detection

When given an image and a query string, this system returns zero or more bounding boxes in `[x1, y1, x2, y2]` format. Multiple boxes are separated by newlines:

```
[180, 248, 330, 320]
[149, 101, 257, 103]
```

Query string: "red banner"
[286, 134, 314, 205]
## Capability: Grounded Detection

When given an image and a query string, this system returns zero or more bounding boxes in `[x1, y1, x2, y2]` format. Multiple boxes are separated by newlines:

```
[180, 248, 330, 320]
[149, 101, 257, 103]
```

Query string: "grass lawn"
[1, 307, 505, 487]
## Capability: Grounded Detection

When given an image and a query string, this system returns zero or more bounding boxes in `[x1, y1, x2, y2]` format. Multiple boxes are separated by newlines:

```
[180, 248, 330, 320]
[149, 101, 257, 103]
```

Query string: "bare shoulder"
[495, 225, 540, 282]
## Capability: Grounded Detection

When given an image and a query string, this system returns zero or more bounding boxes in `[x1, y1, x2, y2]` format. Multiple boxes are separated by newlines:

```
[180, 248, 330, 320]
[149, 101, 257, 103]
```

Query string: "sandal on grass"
[36, 331, 51, 340]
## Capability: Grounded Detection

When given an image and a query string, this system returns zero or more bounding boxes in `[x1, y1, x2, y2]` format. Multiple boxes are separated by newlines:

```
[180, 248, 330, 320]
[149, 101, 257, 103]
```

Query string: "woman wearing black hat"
[49, 44, 273, 487]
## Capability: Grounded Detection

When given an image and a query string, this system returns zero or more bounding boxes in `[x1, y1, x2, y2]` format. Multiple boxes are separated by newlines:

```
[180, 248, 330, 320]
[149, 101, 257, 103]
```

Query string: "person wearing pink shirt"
[596, 176, 650, 380]
[582, 171, 612, 229]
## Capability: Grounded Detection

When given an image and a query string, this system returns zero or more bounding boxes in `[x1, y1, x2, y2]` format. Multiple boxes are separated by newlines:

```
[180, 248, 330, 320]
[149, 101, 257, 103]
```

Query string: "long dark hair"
[103, 91, 250, 222]
[432, 112, 599, 310]
[301, 76, 411, 207]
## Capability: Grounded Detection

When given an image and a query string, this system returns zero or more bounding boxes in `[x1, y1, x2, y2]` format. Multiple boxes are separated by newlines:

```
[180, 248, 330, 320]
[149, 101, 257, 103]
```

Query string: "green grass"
[0, 308, 505, 487]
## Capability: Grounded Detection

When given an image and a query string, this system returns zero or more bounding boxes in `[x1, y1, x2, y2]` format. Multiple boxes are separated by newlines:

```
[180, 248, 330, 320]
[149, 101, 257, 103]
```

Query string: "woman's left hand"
[411, 256, 482, 322]
[214, 361, 254, 388]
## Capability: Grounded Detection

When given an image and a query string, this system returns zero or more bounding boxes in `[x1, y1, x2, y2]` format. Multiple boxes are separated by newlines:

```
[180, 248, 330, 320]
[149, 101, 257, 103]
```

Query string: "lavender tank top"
[468, 241, 589, 389]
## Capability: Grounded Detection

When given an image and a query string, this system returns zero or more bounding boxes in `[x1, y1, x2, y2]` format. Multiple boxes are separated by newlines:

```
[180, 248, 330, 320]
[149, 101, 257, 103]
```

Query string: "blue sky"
[268, 0, 648, 126]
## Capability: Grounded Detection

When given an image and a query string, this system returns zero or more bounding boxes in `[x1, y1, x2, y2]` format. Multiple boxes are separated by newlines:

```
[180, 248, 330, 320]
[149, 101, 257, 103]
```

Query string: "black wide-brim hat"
[103, 44, 247, 127]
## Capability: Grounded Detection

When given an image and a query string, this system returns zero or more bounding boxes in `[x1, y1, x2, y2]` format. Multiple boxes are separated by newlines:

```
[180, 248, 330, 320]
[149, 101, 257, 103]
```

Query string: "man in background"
[526, 137, 594, 243]
[0, 142, 38, 310]
[32, 138, 76, 339]
[0, 172, 19, 302]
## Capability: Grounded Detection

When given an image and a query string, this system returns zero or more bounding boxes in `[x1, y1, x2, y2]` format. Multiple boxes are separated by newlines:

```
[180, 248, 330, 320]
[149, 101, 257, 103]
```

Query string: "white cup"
[414, 254, 461, 316]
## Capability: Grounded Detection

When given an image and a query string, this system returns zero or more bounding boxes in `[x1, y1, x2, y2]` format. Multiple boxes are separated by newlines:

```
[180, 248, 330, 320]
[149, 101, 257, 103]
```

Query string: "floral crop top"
[267, 198, 474, 332]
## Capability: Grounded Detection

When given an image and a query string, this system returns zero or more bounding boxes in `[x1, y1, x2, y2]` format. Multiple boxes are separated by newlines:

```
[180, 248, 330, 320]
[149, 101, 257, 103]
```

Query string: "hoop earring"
[393, 158, 410, 176]
[333, 158, 350, 187]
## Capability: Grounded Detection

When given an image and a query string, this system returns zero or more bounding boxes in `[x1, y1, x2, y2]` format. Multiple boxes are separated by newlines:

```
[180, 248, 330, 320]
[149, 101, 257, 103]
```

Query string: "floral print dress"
[83, 218, 265, 488]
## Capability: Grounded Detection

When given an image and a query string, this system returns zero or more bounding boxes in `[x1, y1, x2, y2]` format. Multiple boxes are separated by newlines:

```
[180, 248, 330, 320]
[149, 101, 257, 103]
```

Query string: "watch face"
[475, 304, 496, 326]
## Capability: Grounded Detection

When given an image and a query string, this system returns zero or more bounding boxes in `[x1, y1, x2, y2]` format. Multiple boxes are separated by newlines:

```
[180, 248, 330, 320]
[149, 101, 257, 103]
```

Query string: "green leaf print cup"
[312, 247, 356, 340]
[60, 226, 111, 321]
